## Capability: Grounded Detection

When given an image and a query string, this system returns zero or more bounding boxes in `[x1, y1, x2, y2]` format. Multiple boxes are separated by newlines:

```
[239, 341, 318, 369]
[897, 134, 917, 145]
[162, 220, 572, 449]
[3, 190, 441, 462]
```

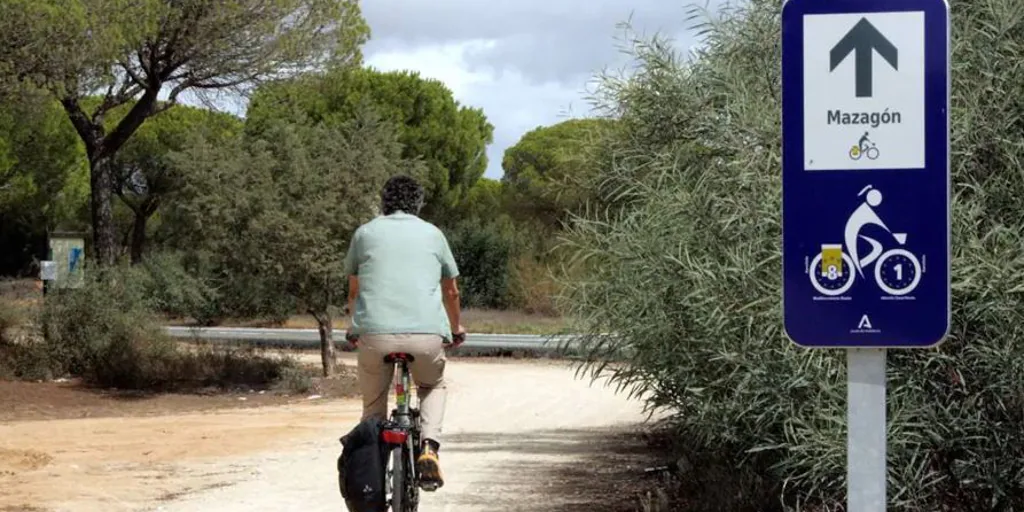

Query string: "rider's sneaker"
[416, 441, 444, 490]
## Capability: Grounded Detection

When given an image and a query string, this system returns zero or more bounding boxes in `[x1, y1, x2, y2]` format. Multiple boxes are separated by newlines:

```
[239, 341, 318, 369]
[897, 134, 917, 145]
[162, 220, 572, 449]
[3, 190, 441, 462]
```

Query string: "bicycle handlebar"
[447, 332, 467, 346]
[344, 331, 466, 347]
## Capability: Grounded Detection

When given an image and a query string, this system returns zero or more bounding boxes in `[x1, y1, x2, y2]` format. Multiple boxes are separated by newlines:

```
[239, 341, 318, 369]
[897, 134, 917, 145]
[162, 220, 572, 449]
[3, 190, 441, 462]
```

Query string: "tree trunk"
[120, 223, 132, 257]
[61, 88, 162, 269]
[314, 310, 336, 377]
[130, 209, 149, 265]
[89, 156, 118, 266]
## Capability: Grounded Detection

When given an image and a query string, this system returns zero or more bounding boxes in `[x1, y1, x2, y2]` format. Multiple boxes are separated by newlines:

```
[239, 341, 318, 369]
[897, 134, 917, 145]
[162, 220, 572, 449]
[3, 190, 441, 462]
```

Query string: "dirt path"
[1, 357, 655, 512]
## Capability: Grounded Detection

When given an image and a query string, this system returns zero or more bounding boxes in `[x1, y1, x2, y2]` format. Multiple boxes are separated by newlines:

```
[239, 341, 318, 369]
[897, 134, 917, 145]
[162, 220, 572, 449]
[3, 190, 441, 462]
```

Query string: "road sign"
[48, 234, 86, 289]
[782, 0, 950, 349]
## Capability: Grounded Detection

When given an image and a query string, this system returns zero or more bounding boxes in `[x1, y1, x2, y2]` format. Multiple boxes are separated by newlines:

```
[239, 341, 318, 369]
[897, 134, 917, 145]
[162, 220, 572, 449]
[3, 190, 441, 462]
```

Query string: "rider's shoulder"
[352, 221, 373, 236]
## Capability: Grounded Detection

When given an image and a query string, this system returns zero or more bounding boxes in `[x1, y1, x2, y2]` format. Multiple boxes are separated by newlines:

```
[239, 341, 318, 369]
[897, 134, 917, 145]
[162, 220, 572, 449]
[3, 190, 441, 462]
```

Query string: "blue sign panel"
[781, 0, 950, 348]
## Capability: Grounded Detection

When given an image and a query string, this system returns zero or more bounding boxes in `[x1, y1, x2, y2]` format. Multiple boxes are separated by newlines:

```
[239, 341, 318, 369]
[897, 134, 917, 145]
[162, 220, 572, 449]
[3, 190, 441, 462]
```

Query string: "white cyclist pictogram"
[808, 185, 923, 296]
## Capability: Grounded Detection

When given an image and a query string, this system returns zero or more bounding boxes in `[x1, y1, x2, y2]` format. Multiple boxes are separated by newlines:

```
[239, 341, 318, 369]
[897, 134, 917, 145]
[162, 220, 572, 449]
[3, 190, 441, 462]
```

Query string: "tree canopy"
[0, 0, 370, 266]
[0, 86, 88, 275]
[107, 103, 243, 263]
[165, 104, 424, 375]
[501, 118, 613, 230]
[245, 67, 494, 219]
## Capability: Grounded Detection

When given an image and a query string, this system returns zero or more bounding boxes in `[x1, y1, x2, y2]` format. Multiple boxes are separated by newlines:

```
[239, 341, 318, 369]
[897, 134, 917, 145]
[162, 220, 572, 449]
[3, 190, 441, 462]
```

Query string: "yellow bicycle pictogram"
[849, 131, 880, 161]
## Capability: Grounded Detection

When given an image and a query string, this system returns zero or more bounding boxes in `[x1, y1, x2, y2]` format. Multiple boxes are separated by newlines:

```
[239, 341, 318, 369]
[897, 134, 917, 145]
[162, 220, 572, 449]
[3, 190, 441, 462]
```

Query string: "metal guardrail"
[164, 326, 581, 351]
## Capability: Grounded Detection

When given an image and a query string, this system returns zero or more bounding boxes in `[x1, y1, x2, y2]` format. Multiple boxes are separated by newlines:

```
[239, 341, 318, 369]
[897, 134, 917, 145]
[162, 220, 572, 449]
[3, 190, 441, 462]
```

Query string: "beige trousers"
[357, 334, 447, 444]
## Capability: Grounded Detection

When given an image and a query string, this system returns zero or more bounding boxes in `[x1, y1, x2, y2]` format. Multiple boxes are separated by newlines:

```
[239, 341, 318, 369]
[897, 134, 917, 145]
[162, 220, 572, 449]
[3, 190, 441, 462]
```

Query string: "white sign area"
[40, 261, 56, 281]
[802, 12, 925, 171]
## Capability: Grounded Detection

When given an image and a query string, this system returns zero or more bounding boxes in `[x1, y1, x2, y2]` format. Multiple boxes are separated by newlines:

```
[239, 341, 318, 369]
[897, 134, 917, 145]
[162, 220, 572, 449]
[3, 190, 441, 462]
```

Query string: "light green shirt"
[344, 212, 459, 341]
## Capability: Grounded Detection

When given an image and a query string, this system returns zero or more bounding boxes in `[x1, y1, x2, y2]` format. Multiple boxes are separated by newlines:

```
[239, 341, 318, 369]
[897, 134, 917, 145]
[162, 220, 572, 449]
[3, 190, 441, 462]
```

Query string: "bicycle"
[807, 187, 922, 297]
[848, 142, 880, 160]
[346, 332, 465, 512]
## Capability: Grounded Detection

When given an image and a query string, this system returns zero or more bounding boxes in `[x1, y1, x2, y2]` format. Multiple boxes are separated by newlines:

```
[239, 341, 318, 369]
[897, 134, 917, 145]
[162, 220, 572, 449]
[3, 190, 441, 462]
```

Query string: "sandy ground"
[1, 355, 656, 512]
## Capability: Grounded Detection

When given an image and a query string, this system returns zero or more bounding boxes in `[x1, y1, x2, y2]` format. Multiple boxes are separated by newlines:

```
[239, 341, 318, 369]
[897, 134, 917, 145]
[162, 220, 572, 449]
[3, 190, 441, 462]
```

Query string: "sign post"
[781, 1, 950, 510]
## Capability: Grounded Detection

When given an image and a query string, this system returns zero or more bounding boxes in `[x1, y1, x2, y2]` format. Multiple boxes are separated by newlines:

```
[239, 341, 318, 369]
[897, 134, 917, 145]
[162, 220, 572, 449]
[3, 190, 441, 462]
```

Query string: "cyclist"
[843, 185, 890, 278]
[858, 131, 872, 152]
[343, 175, 465, 490]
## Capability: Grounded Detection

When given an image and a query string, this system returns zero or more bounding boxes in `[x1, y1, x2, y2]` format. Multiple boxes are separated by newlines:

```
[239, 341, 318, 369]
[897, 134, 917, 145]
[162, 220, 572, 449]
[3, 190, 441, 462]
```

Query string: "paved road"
[150, 357, 652, 512]
[166, 326, 581, 351]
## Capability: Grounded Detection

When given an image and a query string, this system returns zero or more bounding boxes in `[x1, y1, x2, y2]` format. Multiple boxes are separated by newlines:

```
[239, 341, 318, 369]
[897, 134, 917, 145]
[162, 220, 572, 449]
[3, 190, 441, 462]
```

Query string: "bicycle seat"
[384, 352, 414, 363]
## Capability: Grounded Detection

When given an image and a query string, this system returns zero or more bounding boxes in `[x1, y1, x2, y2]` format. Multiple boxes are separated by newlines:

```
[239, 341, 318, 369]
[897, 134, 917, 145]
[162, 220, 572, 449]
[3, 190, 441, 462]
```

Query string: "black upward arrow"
[829, 18, 898, 98]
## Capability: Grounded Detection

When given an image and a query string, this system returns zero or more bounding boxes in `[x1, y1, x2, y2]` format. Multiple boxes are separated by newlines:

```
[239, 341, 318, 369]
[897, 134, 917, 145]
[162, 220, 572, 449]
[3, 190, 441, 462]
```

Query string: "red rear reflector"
[382, 429, 408, 444]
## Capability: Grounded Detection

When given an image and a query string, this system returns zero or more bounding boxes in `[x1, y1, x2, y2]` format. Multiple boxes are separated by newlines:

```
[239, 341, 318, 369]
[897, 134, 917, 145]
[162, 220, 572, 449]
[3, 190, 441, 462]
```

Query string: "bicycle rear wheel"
[403, 441, 420, 511]
[390, 445, 405, 512]
[390, 442, 420, 511]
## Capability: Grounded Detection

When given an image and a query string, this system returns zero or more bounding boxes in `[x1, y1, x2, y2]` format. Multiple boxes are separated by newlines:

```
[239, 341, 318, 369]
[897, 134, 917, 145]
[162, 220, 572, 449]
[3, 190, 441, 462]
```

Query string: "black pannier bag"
[338, 416, 392, 512]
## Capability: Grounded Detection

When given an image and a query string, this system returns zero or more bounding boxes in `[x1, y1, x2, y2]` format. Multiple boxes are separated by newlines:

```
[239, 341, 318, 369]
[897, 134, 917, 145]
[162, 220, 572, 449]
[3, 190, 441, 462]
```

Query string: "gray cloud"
[363, 0, 714, 86]
[454, 77, 586, 179]
[361, 0, 725, 178]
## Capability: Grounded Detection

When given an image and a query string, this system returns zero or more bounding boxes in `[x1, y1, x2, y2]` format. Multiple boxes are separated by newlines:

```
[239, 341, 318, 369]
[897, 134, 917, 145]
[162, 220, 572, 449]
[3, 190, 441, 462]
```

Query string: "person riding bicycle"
[844, 185, 891, 278]
[858, 131, 872, 152]
[343, 175, 465, 490]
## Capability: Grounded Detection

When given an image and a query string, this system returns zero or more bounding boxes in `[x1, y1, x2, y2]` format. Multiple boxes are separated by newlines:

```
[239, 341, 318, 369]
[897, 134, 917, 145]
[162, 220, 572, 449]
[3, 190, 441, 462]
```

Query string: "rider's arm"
[437, 229, 463, 334]
[441, 277, 462, 333]
[347, 275, 359, 319]
[343, 229, 361, 320]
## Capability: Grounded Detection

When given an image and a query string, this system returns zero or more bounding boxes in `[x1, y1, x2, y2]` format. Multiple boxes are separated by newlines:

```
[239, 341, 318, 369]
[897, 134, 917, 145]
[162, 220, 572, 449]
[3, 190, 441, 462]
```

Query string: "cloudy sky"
[359, 1, 716, 179]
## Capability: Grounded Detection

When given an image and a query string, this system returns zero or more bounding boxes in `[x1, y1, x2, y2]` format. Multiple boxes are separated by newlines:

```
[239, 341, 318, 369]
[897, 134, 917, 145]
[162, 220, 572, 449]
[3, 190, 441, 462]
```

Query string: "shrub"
[0, 298, 24, 343]
[41, 265, 178, 388]
[0, 296, 53, 380]
[40, 266, 302, 391]
[559, 1, 1024, 510]
[445, 220, 515, 309]
[507, 253, 561, 316]
[134, 251, 220, 324]
[139, 250, 297, 326]
[170, 343, 302, 392]
[274, 364, 314, 394]
[0, 299, 53, 381]
[0, 340, 54, 381]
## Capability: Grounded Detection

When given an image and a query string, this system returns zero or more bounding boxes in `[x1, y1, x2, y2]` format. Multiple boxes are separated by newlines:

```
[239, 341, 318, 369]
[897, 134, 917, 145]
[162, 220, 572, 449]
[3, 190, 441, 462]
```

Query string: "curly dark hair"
[380, 175, 425, 215]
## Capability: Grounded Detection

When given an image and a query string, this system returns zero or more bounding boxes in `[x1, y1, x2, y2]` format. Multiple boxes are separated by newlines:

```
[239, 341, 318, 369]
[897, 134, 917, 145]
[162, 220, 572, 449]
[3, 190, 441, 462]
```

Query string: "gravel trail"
[154, 358, 651, 512]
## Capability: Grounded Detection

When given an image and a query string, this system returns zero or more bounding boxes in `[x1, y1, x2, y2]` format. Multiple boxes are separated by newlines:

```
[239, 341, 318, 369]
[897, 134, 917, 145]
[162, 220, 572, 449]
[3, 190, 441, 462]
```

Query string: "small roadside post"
[780, 1, 950, 510]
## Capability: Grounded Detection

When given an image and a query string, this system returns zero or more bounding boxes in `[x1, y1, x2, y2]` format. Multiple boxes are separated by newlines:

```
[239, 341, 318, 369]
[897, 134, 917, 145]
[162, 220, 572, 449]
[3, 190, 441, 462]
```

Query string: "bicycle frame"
[392, 359, 414, 427]
[382, 357, 423, 512]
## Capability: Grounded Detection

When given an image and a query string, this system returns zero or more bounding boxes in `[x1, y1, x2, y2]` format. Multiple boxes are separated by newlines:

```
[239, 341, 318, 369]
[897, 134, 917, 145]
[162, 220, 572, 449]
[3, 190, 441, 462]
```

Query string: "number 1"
[895, 263, 903, 281]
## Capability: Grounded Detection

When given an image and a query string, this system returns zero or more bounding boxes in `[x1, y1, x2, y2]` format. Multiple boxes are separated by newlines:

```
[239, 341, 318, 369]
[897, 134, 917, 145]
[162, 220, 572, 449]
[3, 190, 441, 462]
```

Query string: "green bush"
[507, 253, 561, 316]
[274, 364, 314, 394]
[137, 250, 297, 326]
[41, 265, 178, 388]
[135, 251, 220, 323]
[172, 343, 301, 391]
[40, 266, 302, 391]
[445, 220, 514, 309]
[0, 298, 24, 342]
[0, 298, 54, 381]
[0, 341, 53, 381]
[559, 1, 1024, 510]
[180, 250, 299, 326]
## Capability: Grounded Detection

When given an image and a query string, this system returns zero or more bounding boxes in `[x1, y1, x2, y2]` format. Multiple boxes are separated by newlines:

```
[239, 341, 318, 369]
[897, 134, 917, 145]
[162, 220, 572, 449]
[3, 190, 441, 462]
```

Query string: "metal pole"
[847, 348, 887, 511]
[43, 230, 51, 297]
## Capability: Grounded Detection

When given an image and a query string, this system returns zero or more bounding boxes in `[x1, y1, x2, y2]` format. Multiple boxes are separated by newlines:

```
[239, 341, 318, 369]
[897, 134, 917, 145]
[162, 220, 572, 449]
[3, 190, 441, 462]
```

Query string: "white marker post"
[847, 348, 886, 510]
